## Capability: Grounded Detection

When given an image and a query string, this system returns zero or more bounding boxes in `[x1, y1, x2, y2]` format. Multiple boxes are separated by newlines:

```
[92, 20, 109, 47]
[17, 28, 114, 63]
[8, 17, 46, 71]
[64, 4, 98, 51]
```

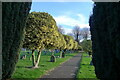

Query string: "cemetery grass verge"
[11, 51, 78, 79]
[76, 53, 98, 79]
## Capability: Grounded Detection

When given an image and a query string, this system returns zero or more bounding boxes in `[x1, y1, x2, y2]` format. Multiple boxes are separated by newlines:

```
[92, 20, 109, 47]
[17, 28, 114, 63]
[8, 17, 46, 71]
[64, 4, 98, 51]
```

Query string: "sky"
[30, 2, 94, 34]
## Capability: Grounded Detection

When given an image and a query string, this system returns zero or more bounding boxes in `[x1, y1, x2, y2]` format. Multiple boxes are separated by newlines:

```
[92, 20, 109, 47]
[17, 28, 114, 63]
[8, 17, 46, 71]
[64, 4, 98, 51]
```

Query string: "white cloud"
[77, 14, 86, 23]
[54, 16, 80, 26]
[78, 24, 90, 28]
[54, 14, 90, 29]
[63, 28, 73, 34]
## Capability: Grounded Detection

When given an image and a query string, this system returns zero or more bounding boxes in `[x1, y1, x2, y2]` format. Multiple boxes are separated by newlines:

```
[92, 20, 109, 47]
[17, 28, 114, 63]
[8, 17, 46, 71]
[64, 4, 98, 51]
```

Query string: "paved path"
[40, 53, 82, 79]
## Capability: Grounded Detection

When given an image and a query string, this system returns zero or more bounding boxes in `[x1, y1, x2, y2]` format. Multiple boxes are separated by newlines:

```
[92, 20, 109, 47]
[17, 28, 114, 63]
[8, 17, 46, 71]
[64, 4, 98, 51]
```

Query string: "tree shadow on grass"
[81, 64, 92, 66]
[16, 66, 25, 68]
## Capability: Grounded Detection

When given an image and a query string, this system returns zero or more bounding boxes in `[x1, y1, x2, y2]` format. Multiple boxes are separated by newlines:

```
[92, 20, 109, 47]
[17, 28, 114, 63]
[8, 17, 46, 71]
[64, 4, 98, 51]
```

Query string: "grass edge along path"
[11, 52, 78, 79]
[40, 53, 82, 78]
[76, 53, 98, 79]
[39, 53, 78, 78]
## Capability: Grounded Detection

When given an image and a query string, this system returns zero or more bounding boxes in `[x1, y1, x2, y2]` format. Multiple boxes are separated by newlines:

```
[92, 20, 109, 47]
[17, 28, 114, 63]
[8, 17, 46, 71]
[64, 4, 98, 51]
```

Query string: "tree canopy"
[23, 12, 60, 51]
[23, 12, 78, 51]
[81, 39, 92, 52]
[63, 35, 75, 50]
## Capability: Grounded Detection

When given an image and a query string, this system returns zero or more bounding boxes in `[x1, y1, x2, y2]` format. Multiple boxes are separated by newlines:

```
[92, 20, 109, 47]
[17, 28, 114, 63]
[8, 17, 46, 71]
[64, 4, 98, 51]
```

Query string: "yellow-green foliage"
[23, 12, 78, 51]
[81, 40, 92, 52]
[58, 33, 66, 50]
[23, 12, 60, 50]
[63, 35, 74, 50]
[78, 45, 83, 51]
[73, 41, 78, 50]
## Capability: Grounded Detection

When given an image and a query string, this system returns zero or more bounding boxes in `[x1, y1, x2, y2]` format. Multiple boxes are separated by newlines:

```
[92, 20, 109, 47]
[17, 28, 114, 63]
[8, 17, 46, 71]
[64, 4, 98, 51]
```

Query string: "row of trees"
[58, 25, 92, 53]
[23, 12, 79, 68]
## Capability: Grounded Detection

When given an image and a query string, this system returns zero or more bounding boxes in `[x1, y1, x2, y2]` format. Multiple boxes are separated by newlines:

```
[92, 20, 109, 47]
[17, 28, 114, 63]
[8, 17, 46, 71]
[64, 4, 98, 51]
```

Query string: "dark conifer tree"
[89, 2, 120, 79]
[2, 2, 32, 79]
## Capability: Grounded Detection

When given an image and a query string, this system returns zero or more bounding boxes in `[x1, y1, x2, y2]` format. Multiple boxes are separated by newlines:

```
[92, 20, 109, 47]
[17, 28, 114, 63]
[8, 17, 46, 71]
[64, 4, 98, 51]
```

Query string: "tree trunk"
[60, 50, 62, 58]
[62, 52, 65, 58]
[34, 51, 41, 68]
[2, 2, 32, 79]
[62, 49, 66, 58]
[60, 50, 66, 58]
[32, 50, 35, 66]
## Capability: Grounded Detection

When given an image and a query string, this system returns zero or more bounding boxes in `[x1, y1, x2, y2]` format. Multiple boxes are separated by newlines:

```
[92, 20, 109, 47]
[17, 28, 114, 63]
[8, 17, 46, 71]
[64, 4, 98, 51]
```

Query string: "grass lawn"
[76, 53, 98, 79]
[11, 51, 78, 79]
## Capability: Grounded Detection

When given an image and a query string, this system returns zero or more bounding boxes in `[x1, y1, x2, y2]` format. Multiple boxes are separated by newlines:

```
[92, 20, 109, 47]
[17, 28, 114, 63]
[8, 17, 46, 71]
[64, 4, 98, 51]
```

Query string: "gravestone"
[50, 55, 56, 62]
[20, 55, 26, 59]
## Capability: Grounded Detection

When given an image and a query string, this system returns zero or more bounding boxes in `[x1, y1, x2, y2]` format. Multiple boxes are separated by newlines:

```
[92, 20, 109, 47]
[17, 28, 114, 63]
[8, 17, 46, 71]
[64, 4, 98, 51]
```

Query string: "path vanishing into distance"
[39, 53, 82, 79]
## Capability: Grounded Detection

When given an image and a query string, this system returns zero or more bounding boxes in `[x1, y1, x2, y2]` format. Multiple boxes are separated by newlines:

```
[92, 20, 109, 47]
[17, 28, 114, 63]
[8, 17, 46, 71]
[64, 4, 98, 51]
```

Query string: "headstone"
[20, 55, 26, 59]
[50, 55, 56, 62]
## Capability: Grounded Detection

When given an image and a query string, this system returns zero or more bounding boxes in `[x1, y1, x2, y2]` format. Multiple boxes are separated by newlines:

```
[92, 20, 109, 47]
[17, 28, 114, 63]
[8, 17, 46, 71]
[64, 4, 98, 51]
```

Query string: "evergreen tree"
[2, 2, 32, 79]
[89, 2, 120, 79]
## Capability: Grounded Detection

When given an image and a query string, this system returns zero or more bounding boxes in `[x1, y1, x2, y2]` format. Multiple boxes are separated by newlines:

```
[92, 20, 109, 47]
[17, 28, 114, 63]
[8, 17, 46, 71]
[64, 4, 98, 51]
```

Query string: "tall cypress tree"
[89, 2, 120, 79]
[2, 2, 32, 79]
